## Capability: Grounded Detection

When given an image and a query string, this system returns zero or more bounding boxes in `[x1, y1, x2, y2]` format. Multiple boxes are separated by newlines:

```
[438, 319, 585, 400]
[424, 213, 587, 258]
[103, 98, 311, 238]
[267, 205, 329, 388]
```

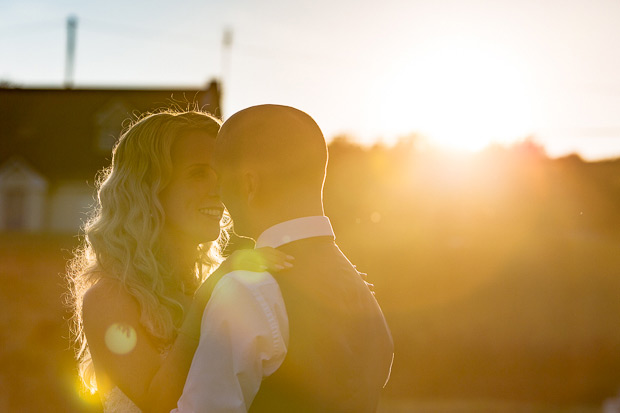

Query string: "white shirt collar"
[255, 216, 334, 249]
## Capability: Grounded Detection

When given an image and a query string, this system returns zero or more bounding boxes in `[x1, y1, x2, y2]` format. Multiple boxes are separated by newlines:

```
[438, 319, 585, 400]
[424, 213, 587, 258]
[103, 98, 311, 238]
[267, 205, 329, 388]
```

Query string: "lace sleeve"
[101, 386, 142, 413]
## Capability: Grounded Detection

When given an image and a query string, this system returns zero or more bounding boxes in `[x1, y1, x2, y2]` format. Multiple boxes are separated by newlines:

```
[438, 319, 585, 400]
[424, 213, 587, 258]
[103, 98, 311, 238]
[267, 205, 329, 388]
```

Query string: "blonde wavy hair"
[66, 109, 229, 393]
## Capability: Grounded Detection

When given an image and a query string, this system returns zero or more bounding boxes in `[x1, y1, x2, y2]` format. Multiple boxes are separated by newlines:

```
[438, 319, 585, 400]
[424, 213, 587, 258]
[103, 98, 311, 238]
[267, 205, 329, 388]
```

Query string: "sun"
[371, 41, 534, 151]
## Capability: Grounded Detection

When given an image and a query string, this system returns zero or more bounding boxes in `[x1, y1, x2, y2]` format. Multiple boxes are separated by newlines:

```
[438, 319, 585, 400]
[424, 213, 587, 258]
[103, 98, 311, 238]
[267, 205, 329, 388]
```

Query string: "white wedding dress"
[100, 346, 170, 412]
[102, 386, 142, 413]
[99, 327, 173, 412]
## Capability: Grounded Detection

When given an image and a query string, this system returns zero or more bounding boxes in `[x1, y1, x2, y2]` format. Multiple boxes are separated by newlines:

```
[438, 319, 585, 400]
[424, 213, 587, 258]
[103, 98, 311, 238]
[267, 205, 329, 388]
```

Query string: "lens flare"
[105, 323, 137, 355]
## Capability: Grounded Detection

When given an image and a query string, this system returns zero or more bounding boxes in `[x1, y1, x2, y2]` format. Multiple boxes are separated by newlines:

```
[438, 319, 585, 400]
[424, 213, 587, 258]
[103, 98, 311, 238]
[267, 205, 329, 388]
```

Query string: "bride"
[66, 110, 292, 412]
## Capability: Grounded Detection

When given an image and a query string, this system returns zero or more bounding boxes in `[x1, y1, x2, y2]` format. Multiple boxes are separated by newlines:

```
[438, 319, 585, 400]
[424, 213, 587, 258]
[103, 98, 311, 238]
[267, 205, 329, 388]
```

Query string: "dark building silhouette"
[0, 81, 221, 232]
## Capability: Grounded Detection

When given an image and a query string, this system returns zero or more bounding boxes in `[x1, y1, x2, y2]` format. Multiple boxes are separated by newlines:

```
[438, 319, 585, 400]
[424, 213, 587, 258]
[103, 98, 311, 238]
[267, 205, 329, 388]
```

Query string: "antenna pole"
[220, 27, 233, 115]
[65, 15, 78, 88]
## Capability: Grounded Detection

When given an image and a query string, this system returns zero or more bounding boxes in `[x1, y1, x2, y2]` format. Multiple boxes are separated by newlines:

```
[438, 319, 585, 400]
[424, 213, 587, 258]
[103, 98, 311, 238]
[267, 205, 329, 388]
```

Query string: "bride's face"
[159, 130, 224, 246]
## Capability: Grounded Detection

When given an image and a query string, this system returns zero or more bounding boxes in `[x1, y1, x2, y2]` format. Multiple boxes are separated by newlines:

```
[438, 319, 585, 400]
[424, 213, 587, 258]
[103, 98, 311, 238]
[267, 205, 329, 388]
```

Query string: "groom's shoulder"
[207, 270, 282, 305]
[205, 270, 286, 323]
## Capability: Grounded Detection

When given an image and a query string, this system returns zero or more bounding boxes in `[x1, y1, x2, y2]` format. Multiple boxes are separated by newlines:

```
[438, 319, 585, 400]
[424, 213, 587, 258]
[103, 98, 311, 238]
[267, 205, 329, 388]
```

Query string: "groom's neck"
[248, 199, 325, 240]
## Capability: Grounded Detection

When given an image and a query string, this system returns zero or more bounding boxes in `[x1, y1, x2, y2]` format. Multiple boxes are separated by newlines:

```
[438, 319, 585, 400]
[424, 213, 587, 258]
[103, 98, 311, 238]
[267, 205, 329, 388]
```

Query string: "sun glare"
[372, 41, 534, 151]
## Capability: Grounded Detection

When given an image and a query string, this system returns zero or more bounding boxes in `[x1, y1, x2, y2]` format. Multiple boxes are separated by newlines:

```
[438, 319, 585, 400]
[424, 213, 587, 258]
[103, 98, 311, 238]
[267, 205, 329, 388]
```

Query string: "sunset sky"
[2, 0, 620, 160]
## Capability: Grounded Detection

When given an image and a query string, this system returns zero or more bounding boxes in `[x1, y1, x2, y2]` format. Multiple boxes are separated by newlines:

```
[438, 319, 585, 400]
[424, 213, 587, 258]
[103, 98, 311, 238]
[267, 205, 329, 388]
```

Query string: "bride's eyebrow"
[183, 163, 216, 177]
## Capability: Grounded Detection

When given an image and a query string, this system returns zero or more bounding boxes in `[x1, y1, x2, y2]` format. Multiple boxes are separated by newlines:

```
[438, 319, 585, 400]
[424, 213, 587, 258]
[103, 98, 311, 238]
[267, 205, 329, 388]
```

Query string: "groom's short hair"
[215, 104, 328, 191]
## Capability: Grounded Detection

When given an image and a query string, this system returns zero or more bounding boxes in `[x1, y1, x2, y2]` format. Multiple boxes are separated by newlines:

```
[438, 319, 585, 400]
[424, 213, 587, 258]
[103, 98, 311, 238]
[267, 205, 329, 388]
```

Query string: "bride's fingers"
[229, 248, 294, 272]
[253, 246, 291, 259]
[254, 248, 294, 270]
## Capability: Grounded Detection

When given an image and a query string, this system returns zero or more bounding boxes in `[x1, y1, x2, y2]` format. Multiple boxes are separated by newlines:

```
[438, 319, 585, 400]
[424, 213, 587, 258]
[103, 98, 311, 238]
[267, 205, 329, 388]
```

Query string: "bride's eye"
[188, 167, 208, 179]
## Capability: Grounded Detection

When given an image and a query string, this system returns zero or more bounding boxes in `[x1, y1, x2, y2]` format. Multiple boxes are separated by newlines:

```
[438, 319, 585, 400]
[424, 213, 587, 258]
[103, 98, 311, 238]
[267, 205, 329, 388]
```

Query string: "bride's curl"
[66, 110, 230, 393]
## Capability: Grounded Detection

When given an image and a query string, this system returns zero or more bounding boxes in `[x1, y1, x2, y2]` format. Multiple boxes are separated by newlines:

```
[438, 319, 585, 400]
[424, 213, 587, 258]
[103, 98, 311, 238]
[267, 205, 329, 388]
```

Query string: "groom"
[174, 104, 394, 412]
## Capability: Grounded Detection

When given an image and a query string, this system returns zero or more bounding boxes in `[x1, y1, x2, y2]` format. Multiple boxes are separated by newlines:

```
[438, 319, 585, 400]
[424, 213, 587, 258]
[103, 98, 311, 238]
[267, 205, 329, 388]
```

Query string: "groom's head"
[213, 104, 328, 239]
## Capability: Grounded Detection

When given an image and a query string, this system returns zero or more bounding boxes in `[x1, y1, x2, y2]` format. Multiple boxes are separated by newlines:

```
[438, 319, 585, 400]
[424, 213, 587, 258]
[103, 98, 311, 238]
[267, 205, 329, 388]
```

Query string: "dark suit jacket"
[249, 236, 394, 413]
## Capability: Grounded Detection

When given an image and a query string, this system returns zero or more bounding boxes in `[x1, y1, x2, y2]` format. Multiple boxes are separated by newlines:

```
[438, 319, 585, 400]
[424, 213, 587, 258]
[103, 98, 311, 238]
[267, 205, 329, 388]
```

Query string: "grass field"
[378, 398, 600, 413]
[2, 233, 615, 412]
[4, 207, 620, 412]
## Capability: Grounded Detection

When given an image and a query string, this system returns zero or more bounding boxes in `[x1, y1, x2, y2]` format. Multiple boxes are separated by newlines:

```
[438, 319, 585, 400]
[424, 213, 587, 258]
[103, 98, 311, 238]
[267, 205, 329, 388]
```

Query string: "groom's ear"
[241, 170, 260, 204]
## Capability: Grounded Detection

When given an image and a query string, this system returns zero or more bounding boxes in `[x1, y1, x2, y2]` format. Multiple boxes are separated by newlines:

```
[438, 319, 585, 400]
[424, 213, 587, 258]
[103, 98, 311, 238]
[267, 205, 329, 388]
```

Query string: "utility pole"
[220, 27, 233, 116]
[64, 15, 78, 88]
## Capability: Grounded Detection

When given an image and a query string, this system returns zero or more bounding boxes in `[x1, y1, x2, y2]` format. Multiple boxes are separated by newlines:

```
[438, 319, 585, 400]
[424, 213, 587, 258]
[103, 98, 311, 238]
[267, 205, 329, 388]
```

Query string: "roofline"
[0, 86, 210, 92]
[0, 81, 219, 92]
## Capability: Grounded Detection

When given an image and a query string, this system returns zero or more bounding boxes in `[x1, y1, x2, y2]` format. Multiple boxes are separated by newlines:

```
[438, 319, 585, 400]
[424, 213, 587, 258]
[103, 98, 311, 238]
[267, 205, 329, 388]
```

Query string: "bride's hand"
[193, 248, 294, 308]
[220, 247, 294, 273]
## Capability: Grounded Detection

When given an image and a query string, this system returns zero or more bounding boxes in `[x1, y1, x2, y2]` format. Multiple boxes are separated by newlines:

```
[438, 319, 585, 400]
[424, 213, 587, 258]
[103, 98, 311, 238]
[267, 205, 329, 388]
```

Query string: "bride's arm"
[82, 248, 292, 412]
[83, 277, 199, 412]
[142, 294, 205, 412]
[82, 277, 236, 412]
